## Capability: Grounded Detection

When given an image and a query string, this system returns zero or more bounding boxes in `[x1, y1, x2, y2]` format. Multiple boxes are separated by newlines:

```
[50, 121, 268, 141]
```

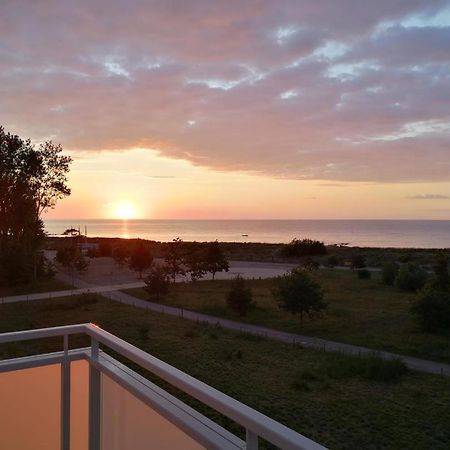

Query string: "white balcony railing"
[0, 323, 327, 450]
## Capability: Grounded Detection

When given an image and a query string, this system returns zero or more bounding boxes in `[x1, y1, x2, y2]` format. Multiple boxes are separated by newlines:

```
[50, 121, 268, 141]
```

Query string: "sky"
[1, 0, 450, 220]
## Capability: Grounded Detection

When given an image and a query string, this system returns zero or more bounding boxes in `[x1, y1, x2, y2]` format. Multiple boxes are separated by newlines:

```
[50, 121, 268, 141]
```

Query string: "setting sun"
[114, 201, 137, 220]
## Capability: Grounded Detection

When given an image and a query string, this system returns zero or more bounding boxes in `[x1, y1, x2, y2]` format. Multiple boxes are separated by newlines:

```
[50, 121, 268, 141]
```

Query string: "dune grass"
[124, 269, 450, 363]
[0, 294, 449, 449]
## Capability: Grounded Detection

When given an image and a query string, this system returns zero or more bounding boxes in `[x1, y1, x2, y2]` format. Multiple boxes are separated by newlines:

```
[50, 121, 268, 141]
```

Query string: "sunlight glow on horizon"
[41, 148, 450, 221]
[112, 201, 138, 220]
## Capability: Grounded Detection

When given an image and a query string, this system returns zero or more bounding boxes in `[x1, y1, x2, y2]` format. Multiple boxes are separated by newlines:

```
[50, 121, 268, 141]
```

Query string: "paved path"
[2, 271, 449, 377]
[0, 278, 145, 304]
[102, 289, 450, 377]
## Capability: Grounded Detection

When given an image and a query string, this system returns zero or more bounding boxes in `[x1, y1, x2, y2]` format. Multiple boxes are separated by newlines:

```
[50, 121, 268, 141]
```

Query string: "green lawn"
[124, 270, 450, 363]
[0, 278, 70, 298]
[0, 294, 449, 449]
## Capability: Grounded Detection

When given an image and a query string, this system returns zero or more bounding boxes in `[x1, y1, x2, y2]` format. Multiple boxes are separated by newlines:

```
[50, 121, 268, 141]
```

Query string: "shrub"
[300, 257, 320, 271]
[280, 239, 327, 258]
[382, 262, 399, 286]
[411, 287, 450, 332]
[144, 264, 171, 301]
[431, 252, 449, 290]
[326, 255, 339, 268]
[395, 263, 427, 292]
[399, 253, 413, 263]
[357, 269, 371, 279]
[226, 275, 255, 316]
[351, 254, 366, 269]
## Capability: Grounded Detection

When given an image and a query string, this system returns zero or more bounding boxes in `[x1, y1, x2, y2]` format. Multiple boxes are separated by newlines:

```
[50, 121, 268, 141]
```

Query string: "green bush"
[144, 264, 171, 301]
[431, 252, 449, 290]
[280, 239, 327, 258]
[226, 275, 255, 316]
[411, 287, 450, 332]
[357, 269, 371, 279]
[351, 254, 366, 269]
[300, 257, 320, 271]
[382, 262, 399, 285]
[395, 263, 427, 292]
[326, 255, 339, 267]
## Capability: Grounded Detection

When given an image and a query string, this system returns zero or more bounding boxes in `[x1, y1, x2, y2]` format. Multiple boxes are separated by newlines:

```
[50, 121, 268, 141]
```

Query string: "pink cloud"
[1, 0, 450, 182]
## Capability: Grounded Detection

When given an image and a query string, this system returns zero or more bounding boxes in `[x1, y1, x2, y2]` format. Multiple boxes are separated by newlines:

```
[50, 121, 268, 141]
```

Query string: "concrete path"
[2, 270, 449, 377]
[101, 288, 450, 377]
[0, 278, 145, 304]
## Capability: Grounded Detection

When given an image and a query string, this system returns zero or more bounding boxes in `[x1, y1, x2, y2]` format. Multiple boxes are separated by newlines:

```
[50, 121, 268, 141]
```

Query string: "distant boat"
[242, 234, 248, 237]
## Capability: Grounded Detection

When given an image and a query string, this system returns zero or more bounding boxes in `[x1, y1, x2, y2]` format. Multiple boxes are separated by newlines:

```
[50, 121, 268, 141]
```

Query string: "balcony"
[0, 324, 326, 450]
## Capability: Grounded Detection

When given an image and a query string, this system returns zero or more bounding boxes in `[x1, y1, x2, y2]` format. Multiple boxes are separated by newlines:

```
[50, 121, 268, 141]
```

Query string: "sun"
[114, 201, 137, 220]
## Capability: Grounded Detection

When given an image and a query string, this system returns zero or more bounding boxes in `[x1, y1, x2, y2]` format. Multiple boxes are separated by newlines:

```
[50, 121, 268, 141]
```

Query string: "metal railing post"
[89, 337, 101, 450]
[61, 334, 71, 450]
[246, 429, 258, 449]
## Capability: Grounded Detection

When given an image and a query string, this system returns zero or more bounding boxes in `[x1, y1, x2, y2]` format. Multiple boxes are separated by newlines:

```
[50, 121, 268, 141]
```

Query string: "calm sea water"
[44, 219, 450, 248]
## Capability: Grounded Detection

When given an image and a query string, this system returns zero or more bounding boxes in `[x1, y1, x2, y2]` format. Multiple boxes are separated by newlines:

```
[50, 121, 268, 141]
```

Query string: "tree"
[144, 264, 171, 301]
[204, 240, 229, 280]
[129, 242, 153, 279]
[56, 246, 77, 267]
[411, 286, 450, 332]
[382, 262, 399, 286]
[164, 238, 186, 283]
[112, 245, 128, 268]
[0, 126, 71, 283]
[56, 245, 89, 285]
[184, 243, 207, 282]
[226, 275, 255, 316]
[74, 254, 89, 273]
[395, 263, 427, 292]
[272, 268, 327, 327]
[431, 252, 449, 290]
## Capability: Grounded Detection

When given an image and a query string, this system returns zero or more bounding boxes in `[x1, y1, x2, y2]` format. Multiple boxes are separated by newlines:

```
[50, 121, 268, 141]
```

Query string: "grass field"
[0, 294, 449, 449]
[0, 278, 70, 298]
[124, 269, 450, 363]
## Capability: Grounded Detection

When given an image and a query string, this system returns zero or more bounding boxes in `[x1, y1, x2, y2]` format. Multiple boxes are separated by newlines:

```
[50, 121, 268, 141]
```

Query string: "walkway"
[0, 279, 145, 304]
[103, 289, 450, 377]
[2, 271, 449, 377]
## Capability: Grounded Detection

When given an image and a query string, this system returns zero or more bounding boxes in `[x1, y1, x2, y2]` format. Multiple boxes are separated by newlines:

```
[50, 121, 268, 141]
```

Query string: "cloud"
[1, 0, 450, 182]
[316, 183, 348, 188]
[407, 194, 450, 199]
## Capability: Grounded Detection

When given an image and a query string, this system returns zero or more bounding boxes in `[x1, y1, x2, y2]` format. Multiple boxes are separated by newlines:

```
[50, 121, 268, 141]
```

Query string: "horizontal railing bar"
[0, 323, 326, 450]
[91, 354, 245, 450]
[85, 324, 324, 450]
[0, 348, 89, 373]
[0, 323, 88, 344]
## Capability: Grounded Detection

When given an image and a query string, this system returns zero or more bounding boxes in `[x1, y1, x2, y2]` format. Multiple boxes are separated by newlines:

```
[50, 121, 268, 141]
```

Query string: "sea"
[43, 219, 450, 249]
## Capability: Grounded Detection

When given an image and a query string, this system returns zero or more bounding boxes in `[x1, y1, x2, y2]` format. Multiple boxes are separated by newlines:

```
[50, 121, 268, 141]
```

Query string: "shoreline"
[43, 218, 450, 249]
[46, 234, 450, 251]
